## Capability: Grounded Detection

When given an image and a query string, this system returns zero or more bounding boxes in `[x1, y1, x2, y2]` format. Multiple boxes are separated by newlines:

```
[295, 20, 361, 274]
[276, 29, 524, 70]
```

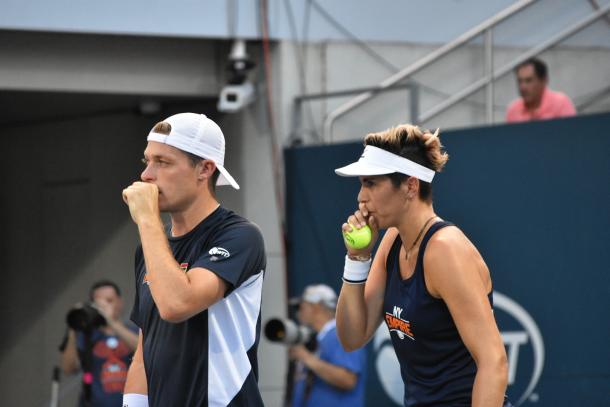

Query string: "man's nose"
[141, 164, 155, 182]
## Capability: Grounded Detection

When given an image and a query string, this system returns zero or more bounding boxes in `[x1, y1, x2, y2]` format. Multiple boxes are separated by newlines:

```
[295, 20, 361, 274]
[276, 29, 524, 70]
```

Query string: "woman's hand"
[341, 202, 380, 258]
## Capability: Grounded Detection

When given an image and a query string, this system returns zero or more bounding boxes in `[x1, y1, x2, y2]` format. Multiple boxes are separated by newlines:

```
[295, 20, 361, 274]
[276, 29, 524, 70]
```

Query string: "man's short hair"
[516, 57, 548, 80]
[89, 280, 121, 300]
[184, 151, 221, 194]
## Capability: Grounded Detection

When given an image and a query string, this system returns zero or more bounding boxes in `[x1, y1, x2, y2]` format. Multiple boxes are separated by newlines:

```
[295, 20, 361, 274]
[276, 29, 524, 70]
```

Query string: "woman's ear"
[404, 176, 419, 200]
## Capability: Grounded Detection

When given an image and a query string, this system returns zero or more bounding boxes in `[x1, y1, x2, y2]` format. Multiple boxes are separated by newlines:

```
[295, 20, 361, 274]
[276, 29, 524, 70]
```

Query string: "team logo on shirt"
[385, 306, 415, 341]
[209, 247, 230, 261]
[93, 338, 131, 393]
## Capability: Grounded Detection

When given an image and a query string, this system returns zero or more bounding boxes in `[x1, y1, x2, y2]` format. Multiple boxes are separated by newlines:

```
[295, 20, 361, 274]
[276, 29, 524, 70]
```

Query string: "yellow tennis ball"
[343, 225, 372, 249]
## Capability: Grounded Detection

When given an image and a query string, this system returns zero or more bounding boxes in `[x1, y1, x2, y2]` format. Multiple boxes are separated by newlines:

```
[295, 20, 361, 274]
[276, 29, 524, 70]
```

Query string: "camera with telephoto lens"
[264, 318, 315, 346]
[66, 303, 106, 332]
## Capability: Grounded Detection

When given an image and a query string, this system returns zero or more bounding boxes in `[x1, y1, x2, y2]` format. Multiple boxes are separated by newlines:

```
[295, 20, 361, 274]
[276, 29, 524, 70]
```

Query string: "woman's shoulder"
[427, 222, 467, 248]
[423, 226, 479, 298]
[423, 224, 474, 274]
[423, 223, 487, 290]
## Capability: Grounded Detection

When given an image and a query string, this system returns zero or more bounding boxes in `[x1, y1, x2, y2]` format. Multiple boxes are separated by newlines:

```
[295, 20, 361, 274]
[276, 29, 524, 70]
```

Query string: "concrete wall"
[0, 0, 523, 41]
[0, 30, 224, 96]
[2, 0, 609, 47]
[1, 112, 150, 406]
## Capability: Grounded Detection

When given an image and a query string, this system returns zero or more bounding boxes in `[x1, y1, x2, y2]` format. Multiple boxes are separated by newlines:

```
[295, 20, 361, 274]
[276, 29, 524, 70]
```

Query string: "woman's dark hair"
[364, 124, 449, 202]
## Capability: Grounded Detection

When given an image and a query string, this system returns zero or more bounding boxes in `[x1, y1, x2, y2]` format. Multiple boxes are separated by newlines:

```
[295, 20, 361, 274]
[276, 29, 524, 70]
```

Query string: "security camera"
[218, 82, 255, 113]
[217, 39, 256, 113]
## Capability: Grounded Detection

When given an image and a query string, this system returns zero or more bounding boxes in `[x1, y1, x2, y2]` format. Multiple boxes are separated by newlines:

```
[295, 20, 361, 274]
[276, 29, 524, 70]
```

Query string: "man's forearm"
[60, 330, 80, 374]
[302, 355, 357, 391]
[137, 217, 193, 316]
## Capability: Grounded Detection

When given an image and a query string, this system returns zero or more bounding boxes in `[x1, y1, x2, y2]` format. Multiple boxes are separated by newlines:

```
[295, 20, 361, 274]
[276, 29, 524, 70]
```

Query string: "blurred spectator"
[290, 284, 366, 407]
[60, 280, 138, 407]
[506, 57, 576, 123]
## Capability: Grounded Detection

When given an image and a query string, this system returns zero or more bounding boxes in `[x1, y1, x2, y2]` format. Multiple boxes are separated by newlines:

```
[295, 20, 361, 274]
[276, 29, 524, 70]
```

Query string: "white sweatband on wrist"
[122, 393, 148, 407]
[342, 255, 372, 284]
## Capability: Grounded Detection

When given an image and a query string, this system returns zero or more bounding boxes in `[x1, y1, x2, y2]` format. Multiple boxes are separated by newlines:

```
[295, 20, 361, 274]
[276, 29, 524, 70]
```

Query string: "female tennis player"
[334, 124, 511, 407]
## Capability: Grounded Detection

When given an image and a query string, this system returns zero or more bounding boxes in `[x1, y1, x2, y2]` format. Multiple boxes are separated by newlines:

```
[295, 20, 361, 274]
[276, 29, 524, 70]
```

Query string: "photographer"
[290, 285, 366, 407]
[60, 280, 138, 407]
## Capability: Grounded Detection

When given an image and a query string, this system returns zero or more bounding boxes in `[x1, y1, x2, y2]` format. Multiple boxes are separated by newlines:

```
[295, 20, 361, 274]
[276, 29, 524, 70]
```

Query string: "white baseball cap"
[300, 284, 338, 309]
[147, 113, 240, 190]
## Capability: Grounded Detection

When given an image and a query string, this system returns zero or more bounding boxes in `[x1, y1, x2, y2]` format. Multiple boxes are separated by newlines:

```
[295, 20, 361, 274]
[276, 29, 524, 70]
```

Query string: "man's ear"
[198, 160, 217, 180]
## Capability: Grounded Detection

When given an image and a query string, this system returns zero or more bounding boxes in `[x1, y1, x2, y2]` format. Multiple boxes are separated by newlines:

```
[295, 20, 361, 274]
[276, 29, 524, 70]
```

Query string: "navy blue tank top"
[383, 221, 493, 406]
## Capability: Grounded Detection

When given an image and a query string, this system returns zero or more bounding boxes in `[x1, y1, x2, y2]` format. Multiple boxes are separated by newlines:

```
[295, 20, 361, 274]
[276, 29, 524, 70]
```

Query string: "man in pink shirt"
[506, 58, 576, 123]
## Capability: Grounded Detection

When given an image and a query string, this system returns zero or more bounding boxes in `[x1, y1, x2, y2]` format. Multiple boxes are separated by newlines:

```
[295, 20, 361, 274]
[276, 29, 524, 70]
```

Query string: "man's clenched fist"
[122, 182, 160, 225]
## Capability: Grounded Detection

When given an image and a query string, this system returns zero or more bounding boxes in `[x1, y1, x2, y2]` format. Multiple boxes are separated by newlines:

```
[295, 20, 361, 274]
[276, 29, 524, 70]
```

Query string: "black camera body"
[66, 303, 106, 332]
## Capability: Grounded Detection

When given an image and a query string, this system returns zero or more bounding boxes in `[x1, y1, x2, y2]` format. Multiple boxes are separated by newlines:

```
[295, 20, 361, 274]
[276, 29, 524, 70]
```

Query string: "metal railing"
[323, 0, 610, 141]
[322, 0, 538, 141]
[290, 82, 419, 145]
[418, 1, 610, 124]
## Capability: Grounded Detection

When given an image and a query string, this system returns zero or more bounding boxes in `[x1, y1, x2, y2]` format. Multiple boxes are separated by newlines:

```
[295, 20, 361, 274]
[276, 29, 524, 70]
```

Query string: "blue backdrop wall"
[284, 113, 610, 406]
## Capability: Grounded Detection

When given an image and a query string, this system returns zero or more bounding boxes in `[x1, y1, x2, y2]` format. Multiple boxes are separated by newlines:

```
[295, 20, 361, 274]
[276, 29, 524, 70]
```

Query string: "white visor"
[335, 145, 435, 183]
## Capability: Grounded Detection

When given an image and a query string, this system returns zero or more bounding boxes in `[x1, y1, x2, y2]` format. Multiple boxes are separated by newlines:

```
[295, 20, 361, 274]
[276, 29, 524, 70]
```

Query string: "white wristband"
[123, 393, 148, 407]
[343, 255, 372, 284]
